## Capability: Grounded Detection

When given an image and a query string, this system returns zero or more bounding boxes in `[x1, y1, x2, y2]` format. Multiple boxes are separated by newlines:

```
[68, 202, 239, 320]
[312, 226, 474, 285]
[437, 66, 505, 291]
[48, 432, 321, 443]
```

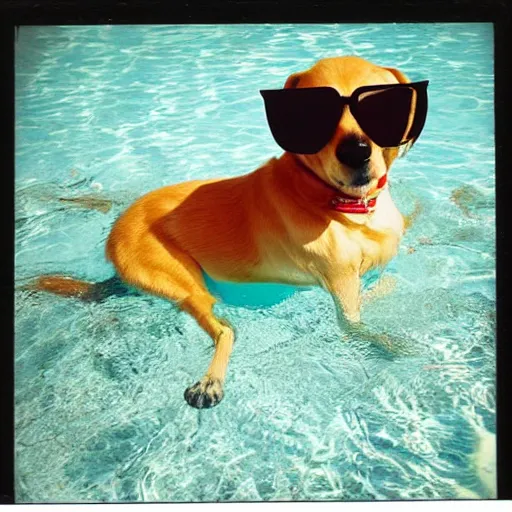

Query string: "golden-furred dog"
[28, 56, 427, 408]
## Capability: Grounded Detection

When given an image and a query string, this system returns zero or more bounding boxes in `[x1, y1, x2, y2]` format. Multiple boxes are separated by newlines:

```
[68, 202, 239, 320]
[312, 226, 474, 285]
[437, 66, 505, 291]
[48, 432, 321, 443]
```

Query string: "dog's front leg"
[321, 270, 362, 327]
[323, 271, 417, 355]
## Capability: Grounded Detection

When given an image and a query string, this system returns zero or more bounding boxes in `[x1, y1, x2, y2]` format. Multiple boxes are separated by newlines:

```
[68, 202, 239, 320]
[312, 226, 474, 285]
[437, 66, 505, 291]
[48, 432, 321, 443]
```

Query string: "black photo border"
[1, 0, 510, 504]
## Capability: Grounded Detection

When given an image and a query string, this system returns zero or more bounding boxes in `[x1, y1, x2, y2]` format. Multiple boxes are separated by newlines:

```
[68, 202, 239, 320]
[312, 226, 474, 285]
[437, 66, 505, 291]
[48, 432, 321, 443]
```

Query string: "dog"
[26, 56, 428, 408]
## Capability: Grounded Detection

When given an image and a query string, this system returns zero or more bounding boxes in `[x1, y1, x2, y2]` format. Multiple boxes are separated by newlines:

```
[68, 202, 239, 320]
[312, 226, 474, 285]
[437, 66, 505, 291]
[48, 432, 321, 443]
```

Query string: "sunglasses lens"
[354, 85, 428, 147]
[261, 88, 342, 154]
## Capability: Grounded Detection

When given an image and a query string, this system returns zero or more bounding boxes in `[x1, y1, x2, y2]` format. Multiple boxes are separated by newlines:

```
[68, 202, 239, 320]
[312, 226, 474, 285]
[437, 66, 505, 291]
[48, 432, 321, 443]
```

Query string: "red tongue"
[376, 173, 387, 189]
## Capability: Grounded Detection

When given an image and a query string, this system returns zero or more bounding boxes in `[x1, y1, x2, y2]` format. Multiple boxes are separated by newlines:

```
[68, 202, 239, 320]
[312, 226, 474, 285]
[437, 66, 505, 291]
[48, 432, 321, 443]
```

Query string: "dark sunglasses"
[260, 81, 429, 154]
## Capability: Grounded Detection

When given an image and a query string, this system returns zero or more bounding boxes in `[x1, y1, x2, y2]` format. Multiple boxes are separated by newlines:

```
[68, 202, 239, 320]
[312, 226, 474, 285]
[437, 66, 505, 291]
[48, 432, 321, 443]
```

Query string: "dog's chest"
[249, 189, 403, 285]
[347, 194, 404, 273]
[353, 222, 402, 275]
[255, 217, 402, 286]
[302, 191, 404, 276]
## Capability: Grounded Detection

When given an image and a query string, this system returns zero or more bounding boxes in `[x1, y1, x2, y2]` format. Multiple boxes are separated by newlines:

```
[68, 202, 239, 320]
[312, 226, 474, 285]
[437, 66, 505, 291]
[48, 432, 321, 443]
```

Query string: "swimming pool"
[14, 23, 496, 502]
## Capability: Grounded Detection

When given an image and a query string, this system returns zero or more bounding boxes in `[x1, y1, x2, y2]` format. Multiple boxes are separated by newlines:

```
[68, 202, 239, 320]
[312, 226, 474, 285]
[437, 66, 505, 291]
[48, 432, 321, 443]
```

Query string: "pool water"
[14, 24, 496, 502]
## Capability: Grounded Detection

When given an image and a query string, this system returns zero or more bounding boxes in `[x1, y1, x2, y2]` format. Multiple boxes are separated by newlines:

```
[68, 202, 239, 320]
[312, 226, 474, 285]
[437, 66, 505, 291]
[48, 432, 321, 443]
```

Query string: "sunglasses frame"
[260, 80, 429, 152]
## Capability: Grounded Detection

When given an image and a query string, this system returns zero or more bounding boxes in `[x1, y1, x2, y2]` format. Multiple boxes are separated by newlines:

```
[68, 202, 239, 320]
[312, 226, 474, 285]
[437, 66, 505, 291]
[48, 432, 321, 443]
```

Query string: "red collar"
[331, 173, 388, 214]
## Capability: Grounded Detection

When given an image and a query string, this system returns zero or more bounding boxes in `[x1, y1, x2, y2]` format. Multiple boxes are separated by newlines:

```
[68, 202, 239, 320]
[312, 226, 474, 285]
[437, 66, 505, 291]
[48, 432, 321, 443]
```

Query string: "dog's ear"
[284, 71, 303, 89]
[382, 67, 410, 84]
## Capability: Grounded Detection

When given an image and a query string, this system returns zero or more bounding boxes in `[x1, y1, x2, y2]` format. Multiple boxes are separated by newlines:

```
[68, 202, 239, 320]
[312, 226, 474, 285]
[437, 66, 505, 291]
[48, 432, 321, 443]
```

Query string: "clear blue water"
[14, 24, 496, 502]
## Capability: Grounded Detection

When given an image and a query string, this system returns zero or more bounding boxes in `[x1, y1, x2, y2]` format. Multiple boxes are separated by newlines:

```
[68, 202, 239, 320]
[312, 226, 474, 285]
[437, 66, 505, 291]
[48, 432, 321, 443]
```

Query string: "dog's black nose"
[336, 137, 371, 168]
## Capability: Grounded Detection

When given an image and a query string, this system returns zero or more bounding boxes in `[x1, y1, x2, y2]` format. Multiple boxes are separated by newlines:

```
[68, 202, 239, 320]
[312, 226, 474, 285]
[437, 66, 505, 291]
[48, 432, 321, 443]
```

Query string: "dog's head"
[262, 56, 427, 199]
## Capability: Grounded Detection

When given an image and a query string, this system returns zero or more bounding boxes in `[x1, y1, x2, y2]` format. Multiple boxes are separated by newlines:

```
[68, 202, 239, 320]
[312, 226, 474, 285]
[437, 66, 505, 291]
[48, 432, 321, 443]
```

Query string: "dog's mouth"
[334, 179, 375, 199]
[333, 174, 387, 199]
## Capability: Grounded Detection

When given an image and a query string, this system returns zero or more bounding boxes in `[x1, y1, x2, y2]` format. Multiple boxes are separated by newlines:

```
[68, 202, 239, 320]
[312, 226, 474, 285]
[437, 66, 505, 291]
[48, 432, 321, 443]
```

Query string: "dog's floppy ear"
[383, 67, 410, 84]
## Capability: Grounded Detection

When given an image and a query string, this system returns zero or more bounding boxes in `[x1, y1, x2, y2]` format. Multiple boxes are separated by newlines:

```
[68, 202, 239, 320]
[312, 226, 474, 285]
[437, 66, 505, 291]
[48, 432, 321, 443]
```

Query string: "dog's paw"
[184, 377, 224, 409]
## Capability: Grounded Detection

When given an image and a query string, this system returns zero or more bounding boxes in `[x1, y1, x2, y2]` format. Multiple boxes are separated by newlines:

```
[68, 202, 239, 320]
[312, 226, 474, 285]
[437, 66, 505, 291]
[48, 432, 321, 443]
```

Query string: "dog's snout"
[335, 137, 371, 169]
